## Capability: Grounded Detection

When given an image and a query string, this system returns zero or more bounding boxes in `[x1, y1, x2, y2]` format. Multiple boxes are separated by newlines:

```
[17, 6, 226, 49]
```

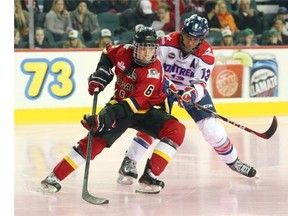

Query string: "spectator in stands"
[14, 0, 29, 41]
[34, 2, 47, 28]
[86, 28, 113, 48]
[119, 0, 156, 31]
[273, 7, 288, 34]
[33, 27, 54, 48]
[19, 0, 46, 28]
[270, 18, 288, 45]
[14, 28, 23, 49]
[219, 28, 234, 46]
[202, 0, 222, 32]
[216, 0, 239, 33]
[44, 0, 72, 42]
[98, 29, 113, 48]
[150, 0, 185, 15]
[232, 0, 262, 35]
[262, 28, 283, 46]
[70, 1, 101, 42]
[151, 3, 175, 32]
[63, 29, 86, 48]
[43, 0, 78, 13]
[100, 0, 132, 14]
[183, 0, 205, 14]
[276, 6, 288, 21]
[237, 28, 258, 46]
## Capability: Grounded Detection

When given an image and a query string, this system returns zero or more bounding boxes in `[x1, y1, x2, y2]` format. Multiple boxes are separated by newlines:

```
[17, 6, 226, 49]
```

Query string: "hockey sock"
[150, 139, 178, 176]
[214, 139, 238, 164]
[53, 146, 85, 181]
[126, 132, 154, 162]
[77, 135, 107, 159]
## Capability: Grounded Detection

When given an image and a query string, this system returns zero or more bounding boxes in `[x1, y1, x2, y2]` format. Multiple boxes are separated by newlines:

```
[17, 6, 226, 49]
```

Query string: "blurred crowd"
[14, 0, 288, 49]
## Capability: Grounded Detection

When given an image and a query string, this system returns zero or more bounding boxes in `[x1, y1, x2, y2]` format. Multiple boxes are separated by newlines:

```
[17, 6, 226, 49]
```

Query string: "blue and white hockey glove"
[163, 76, 178, 96]
[178, 87, 197, 110]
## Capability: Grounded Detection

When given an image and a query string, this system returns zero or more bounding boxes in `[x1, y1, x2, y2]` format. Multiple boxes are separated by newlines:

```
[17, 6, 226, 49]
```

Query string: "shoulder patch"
[147, 68, 160, 79]
[201, 47, 215, 65]
[203, 47, 214, 57]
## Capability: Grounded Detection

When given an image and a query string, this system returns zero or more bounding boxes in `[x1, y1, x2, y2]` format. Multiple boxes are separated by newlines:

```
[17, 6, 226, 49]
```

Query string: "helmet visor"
[133, 43, 158, 66]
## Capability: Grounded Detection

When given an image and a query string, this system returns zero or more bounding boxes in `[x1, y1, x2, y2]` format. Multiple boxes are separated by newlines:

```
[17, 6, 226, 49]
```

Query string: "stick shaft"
[82, 90, 98, 194]
[82, 88, 109, 204]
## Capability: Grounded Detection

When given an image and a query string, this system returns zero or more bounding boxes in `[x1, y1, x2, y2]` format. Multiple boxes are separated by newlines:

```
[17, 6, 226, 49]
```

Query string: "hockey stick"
[172, 92, 278, 139]
[82, 88, 109, 205]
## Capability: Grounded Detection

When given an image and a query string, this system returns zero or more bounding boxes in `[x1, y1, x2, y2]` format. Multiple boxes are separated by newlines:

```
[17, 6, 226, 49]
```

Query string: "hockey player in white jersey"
[117, 14, 257, 186]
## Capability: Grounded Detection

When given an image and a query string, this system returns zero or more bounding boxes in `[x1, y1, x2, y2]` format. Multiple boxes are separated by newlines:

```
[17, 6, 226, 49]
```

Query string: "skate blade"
[135, 183, 162, 194]
[254, 173, 260, 179]
[36, 184, 58, 194]
[117, 174, 134, 185]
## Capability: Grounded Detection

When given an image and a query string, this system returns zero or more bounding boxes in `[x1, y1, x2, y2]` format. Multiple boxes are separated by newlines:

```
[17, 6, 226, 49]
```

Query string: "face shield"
[133, 26, 158, 66]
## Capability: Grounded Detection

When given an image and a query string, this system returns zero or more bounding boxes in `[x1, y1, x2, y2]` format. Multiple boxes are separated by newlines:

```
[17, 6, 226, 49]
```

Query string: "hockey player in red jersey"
[40, 26, 185, 194]
[117, 14, 257, 185]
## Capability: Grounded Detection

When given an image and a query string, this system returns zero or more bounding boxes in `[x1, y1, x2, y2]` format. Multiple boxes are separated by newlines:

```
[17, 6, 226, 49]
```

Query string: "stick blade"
[262, 116, 278, 139]
[82, 191, 109, 205]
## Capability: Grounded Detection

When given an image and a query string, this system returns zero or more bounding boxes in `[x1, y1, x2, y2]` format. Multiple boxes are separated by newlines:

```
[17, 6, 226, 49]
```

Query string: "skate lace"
[46, 173, 60, 185]
[234, 160, 251, 175]
[124, 158, 137, 172]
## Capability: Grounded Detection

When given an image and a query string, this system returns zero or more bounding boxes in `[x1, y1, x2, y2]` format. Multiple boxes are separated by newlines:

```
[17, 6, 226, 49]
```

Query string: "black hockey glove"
[88, 71, 106, 95]
[88, 56, 114, 95]
[81, 110, 116, 133]
[81, 103, 128, 133]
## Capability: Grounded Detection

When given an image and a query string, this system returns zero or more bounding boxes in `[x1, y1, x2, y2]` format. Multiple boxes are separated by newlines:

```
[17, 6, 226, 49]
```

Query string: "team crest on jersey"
[127, 70, 137, 80]
[147, 68, 160, 79]
[117, 61, 126, 71]
[168, 52, 176, 59]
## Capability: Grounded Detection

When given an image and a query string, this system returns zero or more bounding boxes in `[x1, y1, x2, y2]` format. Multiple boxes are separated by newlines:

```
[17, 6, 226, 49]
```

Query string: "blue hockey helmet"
[181, 14, 209, 53]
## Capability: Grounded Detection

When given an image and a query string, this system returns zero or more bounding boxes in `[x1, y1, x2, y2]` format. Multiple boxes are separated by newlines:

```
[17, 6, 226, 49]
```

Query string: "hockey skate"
[38, 172, 61, 193]
[135, 159, 165, 194]
[227, 158, 257, 178]
[117, 156, 138, 185]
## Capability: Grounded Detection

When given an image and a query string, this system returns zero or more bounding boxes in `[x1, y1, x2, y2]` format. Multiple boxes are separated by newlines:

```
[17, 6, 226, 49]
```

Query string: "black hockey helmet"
[133, 26, 158, 66]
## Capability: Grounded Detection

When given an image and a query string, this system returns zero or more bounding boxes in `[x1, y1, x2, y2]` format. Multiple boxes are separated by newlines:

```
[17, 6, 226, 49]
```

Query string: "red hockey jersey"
[105, 44, 167, 113]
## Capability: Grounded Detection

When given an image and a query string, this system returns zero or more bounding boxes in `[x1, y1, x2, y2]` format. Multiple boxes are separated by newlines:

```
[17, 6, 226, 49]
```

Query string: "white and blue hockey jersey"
[157, 31, 215, 102]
